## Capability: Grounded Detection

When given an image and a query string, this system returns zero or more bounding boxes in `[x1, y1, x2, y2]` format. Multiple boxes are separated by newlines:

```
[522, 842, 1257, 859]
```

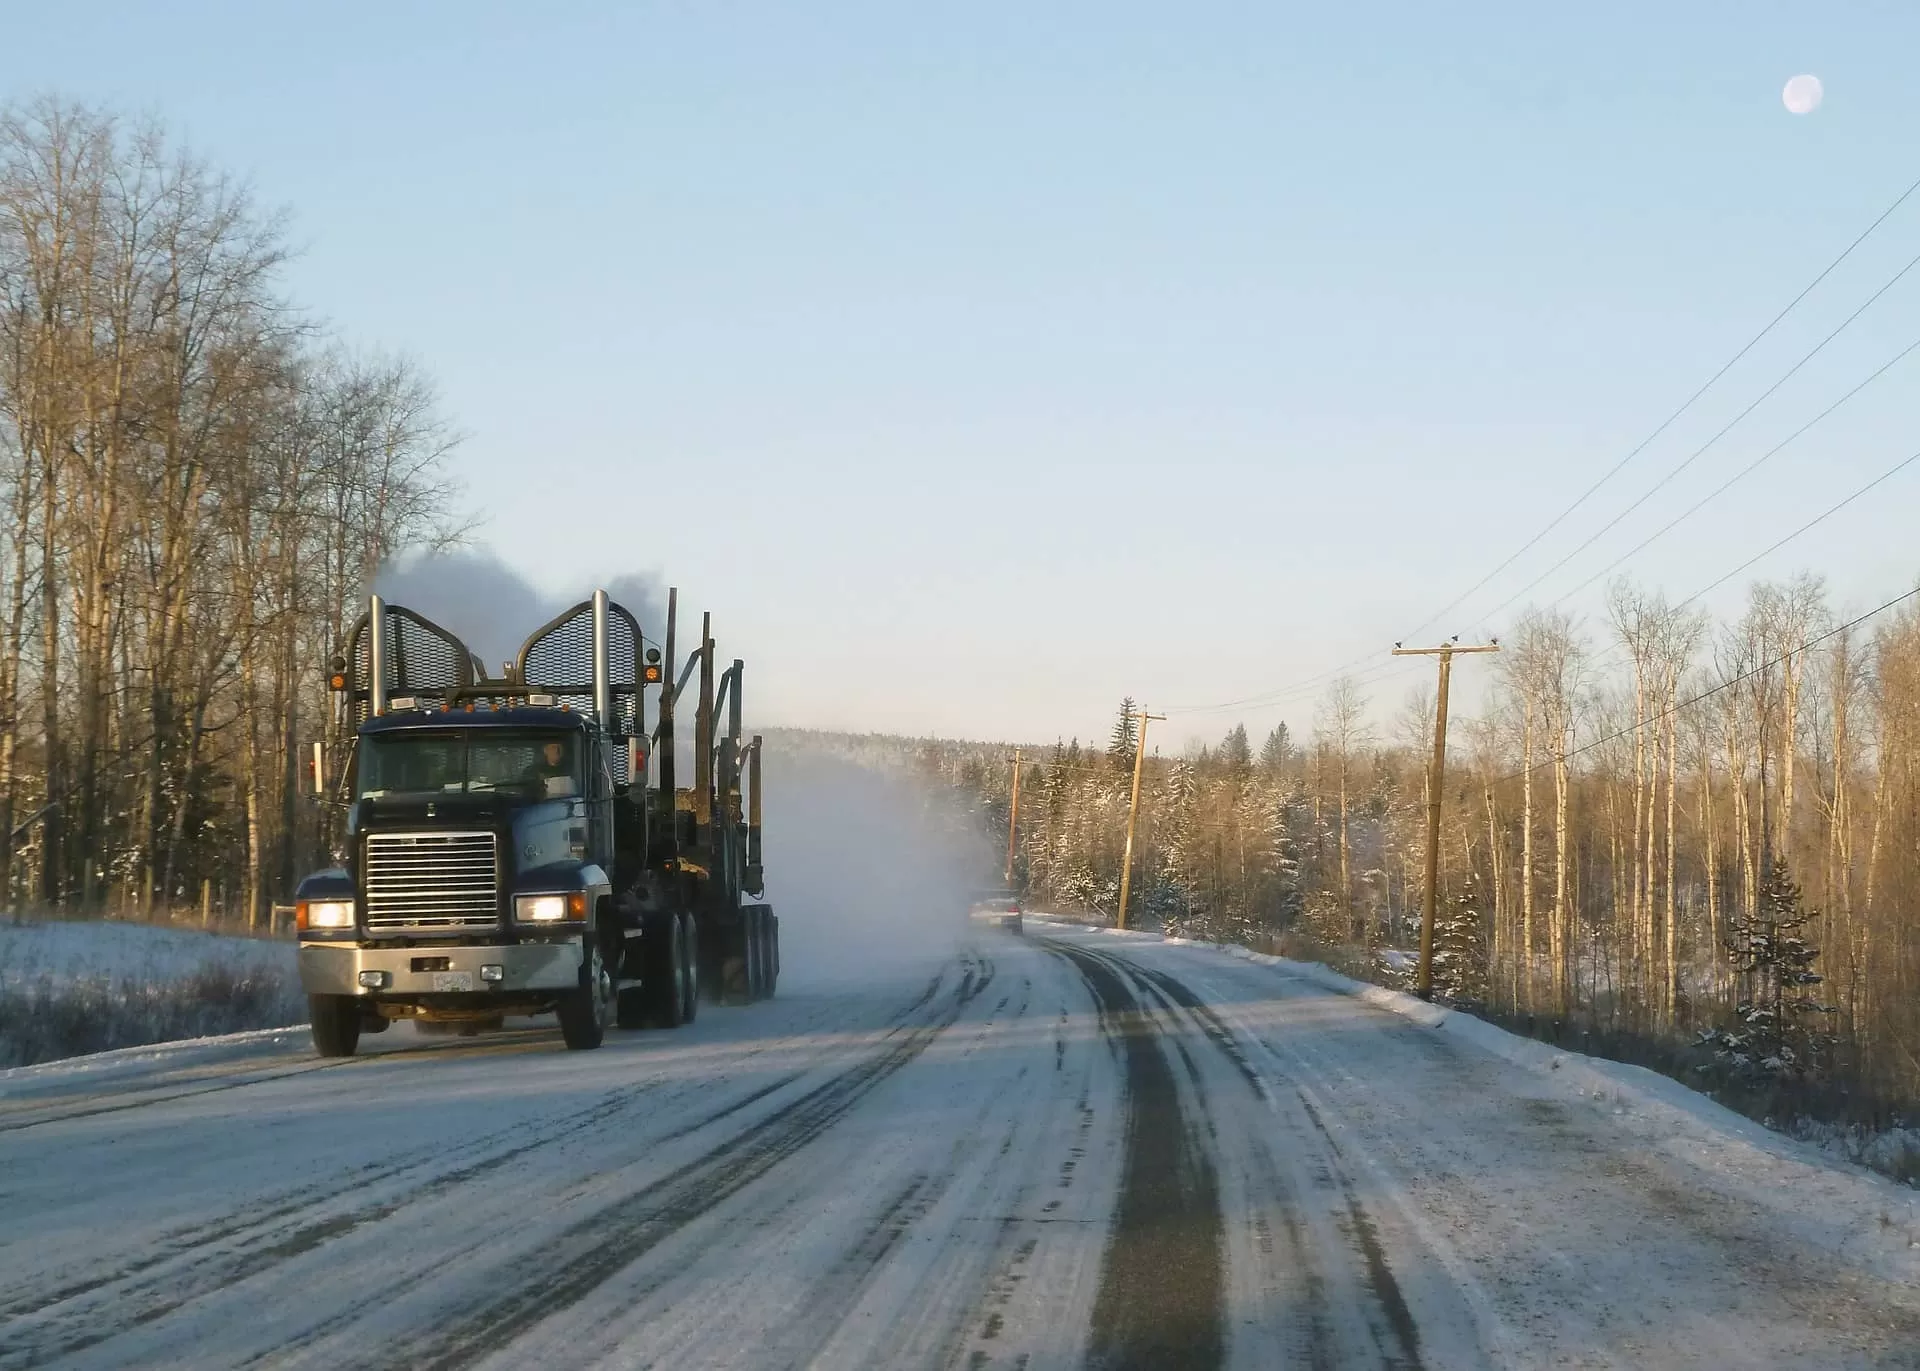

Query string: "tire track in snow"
[1047, 942, 1225, 1371]
[0, 993, 875, 1368]
[0, 1055, 354, 1135]
[1124, 960, 1426, 1370]
[0, 1059, 821, 1369]
[0, 1021, 624, 1136]
[368, 952, 999, 1371]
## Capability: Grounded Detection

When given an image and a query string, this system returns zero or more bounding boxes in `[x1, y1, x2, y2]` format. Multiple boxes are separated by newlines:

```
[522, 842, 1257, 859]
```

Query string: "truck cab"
[296, 707, 622, 1053]
[295, 588, 775, 1058]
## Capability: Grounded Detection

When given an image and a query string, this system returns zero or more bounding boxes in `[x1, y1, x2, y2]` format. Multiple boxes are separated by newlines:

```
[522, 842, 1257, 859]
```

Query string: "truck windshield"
[357, 731, 579, 799]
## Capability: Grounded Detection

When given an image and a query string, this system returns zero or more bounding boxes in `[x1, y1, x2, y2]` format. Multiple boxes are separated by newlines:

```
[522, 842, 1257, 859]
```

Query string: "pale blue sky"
[8, 3, 1919, 747]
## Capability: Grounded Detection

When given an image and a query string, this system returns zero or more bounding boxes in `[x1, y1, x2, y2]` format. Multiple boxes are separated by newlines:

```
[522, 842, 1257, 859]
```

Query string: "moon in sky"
[1783, 74, 1823, 115]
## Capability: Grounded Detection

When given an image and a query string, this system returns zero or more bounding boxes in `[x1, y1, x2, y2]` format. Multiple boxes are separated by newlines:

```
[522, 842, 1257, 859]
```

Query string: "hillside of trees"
[866, 575, 1920, 1129]
[0, 99, 462, 925]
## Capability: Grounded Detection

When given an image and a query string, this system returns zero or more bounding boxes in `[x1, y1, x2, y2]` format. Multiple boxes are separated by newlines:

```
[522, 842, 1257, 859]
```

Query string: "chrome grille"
[363, 831, 500, 930]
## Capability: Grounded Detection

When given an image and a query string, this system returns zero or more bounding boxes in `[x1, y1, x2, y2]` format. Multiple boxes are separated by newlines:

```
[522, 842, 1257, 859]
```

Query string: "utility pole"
[1392, 640, 1500, 1001]
[1004, 749, 1023, 888]
[1115, 709, 1165, 931]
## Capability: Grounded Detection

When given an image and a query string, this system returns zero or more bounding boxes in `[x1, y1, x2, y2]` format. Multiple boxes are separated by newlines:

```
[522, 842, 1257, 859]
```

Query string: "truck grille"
[364, 831, 500, 930]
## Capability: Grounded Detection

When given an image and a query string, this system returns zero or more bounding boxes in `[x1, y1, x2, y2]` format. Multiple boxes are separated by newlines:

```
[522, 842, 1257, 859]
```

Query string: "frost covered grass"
[0, 919, 304, 1068]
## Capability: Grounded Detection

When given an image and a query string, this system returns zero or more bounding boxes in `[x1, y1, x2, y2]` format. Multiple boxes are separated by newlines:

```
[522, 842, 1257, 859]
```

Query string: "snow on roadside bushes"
[0, 919, 303, 1068]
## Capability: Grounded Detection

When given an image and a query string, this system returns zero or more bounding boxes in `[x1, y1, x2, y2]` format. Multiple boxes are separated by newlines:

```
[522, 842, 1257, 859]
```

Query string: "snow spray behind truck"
[293, 588, 776, 1056]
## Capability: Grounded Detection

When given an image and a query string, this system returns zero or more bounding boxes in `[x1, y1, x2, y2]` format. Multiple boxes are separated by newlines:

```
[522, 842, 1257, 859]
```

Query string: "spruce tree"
[1431, 877, 1490, 1008]
[1220, 724, 1253, 779]
[1708, 858, 1835, 1081]
[1108, 698, 1138, 772]
[1259, 723, 1295, 776]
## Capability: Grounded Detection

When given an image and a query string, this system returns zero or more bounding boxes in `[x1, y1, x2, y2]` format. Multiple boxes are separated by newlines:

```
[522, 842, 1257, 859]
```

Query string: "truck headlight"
[515, 892, 587, 923]
[297, 899, 355, 931]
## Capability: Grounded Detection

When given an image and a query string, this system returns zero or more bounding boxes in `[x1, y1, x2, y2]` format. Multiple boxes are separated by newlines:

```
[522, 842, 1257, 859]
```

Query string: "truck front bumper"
[298, 939, 584, 997]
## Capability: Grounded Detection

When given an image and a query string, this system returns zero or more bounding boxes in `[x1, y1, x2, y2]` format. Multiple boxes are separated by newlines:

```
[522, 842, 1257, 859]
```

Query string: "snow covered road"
[3, 925, 1918, 1369]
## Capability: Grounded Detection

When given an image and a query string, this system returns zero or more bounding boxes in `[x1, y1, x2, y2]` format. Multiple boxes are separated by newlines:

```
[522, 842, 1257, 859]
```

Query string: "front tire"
[310, 994, 361, 1058]
[558, 941, 611, 1050]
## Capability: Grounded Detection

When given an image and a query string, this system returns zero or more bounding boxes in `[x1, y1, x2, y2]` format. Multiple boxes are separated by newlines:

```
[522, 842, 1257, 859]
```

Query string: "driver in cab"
[529, 739, 577, 798]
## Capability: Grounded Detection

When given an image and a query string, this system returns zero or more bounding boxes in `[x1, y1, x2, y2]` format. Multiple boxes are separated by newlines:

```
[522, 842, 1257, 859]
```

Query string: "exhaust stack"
[368, 594, 389, 716]
[591, 588, 612, 727]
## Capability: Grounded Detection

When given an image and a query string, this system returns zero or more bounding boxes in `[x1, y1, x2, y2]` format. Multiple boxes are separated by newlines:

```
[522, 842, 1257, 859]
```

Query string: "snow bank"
[0, 1024, 310, 1096]
[0, 919, 294, 986]
[0, 918, 304, 1069]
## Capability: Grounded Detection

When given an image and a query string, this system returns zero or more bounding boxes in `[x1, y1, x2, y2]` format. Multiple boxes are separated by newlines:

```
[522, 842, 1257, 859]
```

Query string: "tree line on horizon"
[880, 572, 1920, 1121]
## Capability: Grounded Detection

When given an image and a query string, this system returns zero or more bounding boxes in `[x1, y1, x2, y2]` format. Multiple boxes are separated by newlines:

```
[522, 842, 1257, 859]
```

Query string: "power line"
[1564, 432, 1920, 614]
[1465, 441, 1920, 709]
[1398, 170, 1920, 644]
[1674, 453, 1920, 610]
[1512, 326, 1920, 614]
[1165, 657, 1425, 718]
[1441, 436, 1920, 712]
[1493, 583, 1920, 786]
[1163, 644, 1398, 713]
[1178, 173, 1920, 718]
[1472, 251, 1920, 628]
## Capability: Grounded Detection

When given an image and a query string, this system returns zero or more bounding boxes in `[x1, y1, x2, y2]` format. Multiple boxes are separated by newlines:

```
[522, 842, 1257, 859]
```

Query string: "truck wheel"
[678, 913, 699, 1024]
[558, 941, 610, 1050]
[741, 910, 759, 1002]
[647, 914, 688, 1029]
[310, 994, 361, 1058]
[744, 906, 768, 990]
[765, 913, 779, 999]
[719, 916, 749, 1006]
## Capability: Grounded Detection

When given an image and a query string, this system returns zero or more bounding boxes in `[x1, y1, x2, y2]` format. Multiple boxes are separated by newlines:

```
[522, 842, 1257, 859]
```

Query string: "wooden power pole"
[1392, 640, 1500, 1001]
[1115, 709, 1165, 931]
[1004, 749, 1023, 888]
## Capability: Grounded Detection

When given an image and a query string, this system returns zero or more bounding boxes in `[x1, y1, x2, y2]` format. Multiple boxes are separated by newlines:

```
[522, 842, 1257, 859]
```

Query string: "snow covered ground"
[0, 918, 302, 1067]
[4, 923, 1919, 1368]
[0, 918, 295, 986]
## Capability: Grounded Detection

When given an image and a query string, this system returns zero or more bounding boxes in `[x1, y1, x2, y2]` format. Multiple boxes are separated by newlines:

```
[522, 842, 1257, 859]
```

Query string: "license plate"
[431, 970, 475, 992]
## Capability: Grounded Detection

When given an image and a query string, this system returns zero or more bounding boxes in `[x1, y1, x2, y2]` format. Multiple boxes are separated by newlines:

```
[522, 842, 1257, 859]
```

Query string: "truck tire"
[558, 941, 611, 1050]
[764, 912, 779, 999]
[309, 994, 361, 1058]
[743, 911, 766, 1003]
[646, 914, 688, 1029]
[719, 915, 750, 1006]
[678, 913, 699, 1024]
[752, 908, 772, 1001]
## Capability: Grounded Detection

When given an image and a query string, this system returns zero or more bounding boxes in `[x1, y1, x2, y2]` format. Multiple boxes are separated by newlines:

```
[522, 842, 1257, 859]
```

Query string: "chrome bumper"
[298, 939, 584, 997]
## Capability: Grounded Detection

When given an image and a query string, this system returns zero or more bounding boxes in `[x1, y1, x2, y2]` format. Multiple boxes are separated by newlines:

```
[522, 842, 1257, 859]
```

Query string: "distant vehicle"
[969, 893, 1023, 936]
